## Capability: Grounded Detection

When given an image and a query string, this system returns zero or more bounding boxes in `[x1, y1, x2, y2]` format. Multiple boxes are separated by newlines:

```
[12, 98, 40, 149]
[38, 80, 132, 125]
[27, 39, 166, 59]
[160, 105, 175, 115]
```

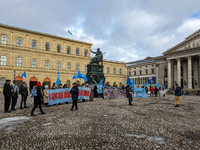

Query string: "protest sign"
[134, 87, 147, 98]
[103, 87, 126, 100]
[47, 87, 91, 105]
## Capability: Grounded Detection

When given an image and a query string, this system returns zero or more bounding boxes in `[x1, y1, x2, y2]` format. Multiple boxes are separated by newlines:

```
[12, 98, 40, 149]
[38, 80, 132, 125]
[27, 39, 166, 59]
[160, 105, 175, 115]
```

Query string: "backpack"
[31, 87, 37, 97]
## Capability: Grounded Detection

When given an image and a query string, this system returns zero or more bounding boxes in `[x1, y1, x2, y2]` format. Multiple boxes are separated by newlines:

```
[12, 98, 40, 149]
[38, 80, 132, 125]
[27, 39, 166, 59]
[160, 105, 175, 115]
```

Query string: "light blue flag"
[99, 79, 103, 85]
[77, 71, 84, 78]
[163, 85, 165, 91]
[144, 82, 148, 87]
[151, 80, 154, 84]
[20, 71, 27, 79]
[73, 73, 78, 79]
[68, 30, 72, 35]
[126, 77, 132, 85]
[156, 82, 160, 87]
[134, 87, 147, 98]
[83, 74, 88, 82]
[56, 71, 60, 86]
[131, 79, 135, 90]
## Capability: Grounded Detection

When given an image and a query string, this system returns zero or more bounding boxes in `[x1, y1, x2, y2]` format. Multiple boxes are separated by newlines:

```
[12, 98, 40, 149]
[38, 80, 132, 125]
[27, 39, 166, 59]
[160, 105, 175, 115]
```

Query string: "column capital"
[187, 56, 192, 59]
[176, 58, 181, 61]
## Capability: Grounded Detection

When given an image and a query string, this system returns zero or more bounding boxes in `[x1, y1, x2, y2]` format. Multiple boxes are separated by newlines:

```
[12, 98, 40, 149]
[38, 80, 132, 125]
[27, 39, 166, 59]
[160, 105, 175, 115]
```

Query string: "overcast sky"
[1, 0, 200, 62]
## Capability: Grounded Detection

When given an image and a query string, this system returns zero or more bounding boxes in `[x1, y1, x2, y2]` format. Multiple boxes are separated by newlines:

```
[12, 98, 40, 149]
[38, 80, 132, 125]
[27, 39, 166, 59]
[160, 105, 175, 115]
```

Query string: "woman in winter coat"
[30, 82, 46, 116]
[93, 85, 98, 97]
[43, 85, 49, 107]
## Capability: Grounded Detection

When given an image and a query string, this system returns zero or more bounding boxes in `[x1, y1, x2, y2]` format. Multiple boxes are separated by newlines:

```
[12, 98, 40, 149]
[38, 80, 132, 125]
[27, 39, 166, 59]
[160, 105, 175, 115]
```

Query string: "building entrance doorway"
[44, 78, 51, 89]
[15, 76, 23, 89]
[30, 77, 38, 91]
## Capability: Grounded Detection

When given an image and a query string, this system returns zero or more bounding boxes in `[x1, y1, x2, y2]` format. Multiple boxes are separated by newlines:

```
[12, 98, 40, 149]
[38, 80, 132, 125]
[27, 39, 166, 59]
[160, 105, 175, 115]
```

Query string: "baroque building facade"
[0, 24, 126, 91]
[127, 29, 200, 91]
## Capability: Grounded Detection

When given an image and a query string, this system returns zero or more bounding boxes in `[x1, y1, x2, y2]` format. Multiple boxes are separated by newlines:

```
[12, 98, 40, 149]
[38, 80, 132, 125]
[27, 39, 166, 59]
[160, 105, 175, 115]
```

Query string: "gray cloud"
[0, 0, 200, 62]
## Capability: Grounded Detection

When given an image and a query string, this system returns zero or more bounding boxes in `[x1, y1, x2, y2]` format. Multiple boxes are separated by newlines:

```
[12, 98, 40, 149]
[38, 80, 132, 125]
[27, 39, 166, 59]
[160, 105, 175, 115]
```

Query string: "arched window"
[67, 63, 71, 71]
[0, 77, 6, 88]
[1, 55, 7, 66]
[84, 65, 87, 72]
[76, 80, 80, 85]
[67, 46, 71, 54]
[1, 35, 7, 44]
[76, 48, 79, 56]
[57, 61, 61, 70]
[84, 49, 88, 57]
[16, 57, 22, 67]
[107, 67, 109, 74]
[45, 60, 50, 69]
[32, 40, 37, 49]
[57, 44, 61, 53]
[113, 68, 116, 75]
[67, 80, 71, 87]
[119, 82, 122, 87]
[31, 59, 36, 68]
[17, 37, 22, 47]
[76, 64, 80, 71]
[113, 82, 116, 86]
[45, 42, 50, 51]
[119, 68, 122, 75]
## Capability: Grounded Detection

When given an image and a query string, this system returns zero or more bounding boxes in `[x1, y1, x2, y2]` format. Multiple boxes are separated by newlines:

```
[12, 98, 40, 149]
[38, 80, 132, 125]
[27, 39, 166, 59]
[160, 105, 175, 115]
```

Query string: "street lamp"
[13, 70, 16, 80]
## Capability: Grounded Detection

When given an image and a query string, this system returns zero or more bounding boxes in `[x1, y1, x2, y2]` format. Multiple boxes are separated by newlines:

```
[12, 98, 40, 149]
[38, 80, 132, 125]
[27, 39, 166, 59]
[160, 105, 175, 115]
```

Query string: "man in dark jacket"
[19, 82, 28, 109]
[3, 79, 12, 113]
[174, 83, 181, 107]
[70, 83, 79, 111]
[30, 82, 46, 116]
[128, 85, 133, 106]
[154, 87, 158, 97]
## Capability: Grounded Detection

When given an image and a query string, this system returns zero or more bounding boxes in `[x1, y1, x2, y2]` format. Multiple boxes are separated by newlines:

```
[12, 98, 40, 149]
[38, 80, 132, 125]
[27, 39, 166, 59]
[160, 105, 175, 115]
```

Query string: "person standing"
[150, 87, 154, 97]
[128, 85, 133, 106]
[93, 85, 98, 97]
[145, 86, 148, 95]
[70, 83, 79, 111]
[82, 83, 86, 102]
[19, 82, 28, 109]
[89, 85, 94, 101]
[154, 86, 158, 97]
[174, 84, 181, 107]
[52, 83, 56, 89]
[3, 79, 12, 113]
[30, 82, 46, 116]
[43, 85, 49, 107]
[11, 80, 19, 111]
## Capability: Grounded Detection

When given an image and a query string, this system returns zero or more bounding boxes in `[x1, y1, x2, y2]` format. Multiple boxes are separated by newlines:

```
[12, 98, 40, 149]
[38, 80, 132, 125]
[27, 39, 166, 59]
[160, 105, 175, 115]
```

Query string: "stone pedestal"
[86, 64, 106, 85]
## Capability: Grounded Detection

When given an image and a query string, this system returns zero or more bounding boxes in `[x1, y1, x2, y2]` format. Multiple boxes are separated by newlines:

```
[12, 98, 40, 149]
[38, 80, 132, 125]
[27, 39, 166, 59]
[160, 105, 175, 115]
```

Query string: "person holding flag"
[128, 85, 133, 106]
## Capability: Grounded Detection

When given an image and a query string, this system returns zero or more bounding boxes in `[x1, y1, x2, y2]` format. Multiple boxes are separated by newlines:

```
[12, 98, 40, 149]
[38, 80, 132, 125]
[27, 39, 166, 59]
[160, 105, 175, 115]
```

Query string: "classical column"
[187, 56, 192, 89]
[198, 55, 200, 88]
[167, 59, 172, 88]
[177, 58, 181, 86]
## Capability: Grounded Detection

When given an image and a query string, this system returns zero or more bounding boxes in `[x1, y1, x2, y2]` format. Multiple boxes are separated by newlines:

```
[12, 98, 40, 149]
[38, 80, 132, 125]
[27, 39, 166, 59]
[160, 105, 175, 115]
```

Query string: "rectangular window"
[152, 65, 154, 67]
[152, 69, 154, 74]
[140, 70, 142, 75]
[129, 71, 131, 76]
[146, 70, 148, 74]
[134, 71, 136, 75]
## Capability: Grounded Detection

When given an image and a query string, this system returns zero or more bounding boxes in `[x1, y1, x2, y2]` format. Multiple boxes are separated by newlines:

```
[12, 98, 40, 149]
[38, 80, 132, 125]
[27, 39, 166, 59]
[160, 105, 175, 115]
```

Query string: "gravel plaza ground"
[0, 93, 200, 149]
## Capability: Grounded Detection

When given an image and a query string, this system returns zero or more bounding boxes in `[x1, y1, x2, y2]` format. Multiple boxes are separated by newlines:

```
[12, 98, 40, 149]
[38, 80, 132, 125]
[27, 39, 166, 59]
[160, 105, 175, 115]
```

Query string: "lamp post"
[138, 76, 139, 88]
[13, 70, 16, 80]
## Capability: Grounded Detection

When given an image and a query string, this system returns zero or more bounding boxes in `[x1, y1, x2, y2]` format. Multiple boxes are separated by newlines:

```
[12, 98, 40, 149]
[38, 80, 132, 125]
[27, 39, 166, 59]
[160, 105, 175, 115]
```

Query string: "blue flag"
[68, 30, 72, 35]
[20, 71, 27, 79]
[126, 77, 132, 85]
[73, 73, 78, 79]
[151, 80, 154, 84]
[163, 85, 165, 91]
[131, 79, 135, 90]
[56, 71, 60, 86]
[156, 82, 160, 87]
[144, 82, 148, 87]
[99, 79, 103, 85]
[83, 74, 88, 82]
[134, 87, 147, 98]
[77, 71, 84, 78]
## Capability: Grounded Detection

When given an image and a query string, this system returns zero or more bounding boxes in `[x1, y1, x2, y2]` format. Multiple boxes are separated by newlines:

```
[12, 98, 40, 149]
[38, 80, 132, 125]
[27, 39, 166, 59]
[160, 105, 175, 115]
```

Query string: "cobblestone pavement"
[0, 94, 200, 149]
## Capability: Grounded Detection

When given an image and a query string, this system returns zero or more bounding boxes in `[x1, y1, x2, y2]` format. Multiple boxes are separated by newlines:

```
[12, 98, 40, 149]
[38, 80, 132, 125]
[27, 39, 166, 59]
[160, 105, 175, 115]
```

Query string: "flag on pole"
[163, 85, 165, 91]
[83, 74, 88, 82]
[151, 80, 154, 84]
[20, 71, 27, 79]
[144, 82, 148, 87]
[99, 79, 103, 85]
[56, 71, 60, 86]
[126, 77, 132, 85]
[131, 79, 135, 90]
[156, 82, 160, 87]
[68, 30, 72, 35]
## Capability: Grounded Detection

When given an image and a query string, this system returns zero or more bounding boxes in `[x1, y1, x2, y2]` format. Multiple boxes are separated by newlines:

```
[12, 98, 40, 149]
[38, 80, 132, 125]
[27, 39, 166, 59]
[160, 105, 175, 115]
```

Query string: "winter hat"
[36, 82, 41, 87]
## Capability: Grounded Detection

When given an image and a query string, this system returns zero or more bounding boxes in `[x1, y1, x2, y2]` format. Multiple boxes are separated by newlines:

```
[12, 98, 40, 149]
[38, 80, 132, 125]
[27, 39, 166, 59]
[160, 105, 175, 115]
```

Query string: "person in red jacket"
[150, 87, 154, 97]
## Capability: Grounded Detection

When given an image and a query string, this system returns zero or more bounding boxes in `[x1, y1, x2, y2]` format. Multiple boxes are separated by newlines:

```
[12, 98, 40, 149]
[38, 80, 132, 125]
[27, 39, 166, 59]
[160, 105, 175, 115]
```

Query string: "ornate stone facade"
[0, 24, 126, 91]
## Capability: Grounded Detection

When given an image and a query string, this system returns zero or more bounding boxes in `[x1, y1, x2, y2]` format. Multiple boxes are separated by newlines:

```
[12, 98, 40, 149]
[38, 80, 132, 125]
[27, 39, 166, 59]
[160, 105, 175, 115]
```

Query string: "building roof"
[0, 23, 93, 46]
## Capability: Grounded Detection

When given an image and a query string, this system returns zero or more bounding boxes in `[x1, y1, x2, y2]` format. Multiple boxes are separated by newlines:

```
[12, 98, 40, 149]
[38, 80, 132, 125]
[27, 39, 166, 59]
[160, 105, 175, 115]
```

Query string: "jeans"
[150, 92, 154, 97]
[71, 100, 78, 109]
[31, 103, 44, 114]
[11, 95, 18, 109]
[20, 95, 27, 108]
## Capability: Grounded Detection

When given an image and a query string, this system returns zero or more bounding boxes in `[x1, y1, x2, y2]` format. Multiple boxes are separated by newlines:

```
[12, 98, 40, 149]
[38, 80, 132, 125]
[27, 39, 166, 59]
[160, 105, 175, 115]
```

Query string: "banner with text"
[47, 87, 91, 105]
[103, 88, 126, 100]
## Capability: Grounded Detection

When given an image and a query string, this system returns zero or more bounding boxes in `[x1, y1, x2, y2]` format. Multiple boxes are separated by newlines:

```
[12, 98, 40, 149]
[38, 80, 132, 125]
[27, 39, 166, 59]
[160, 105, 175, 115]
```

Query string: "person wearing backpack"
[174, 83, 181, 107]
[30, 82, 46, 116]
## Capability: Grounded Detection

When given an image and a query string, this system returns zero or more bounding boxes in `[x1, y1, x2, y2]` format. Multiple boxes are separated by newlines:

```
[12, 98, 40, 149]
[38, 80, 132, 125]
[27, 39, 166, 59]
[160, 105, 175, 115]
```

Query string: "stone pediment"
[163, 29, 200, 55]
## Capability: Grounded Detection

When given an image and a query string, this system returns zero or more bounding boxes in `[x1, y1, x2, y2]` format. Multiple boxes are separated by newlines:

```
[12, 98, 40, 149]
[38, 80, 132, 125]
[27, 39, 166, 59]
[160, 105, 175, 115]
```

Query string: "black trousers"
[4, 96, 11, 112]
[129, 96, 132, 105]
[11, 96, 18, 109]
[71, 100, 78, 109]
[31, 103, 44, 114]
